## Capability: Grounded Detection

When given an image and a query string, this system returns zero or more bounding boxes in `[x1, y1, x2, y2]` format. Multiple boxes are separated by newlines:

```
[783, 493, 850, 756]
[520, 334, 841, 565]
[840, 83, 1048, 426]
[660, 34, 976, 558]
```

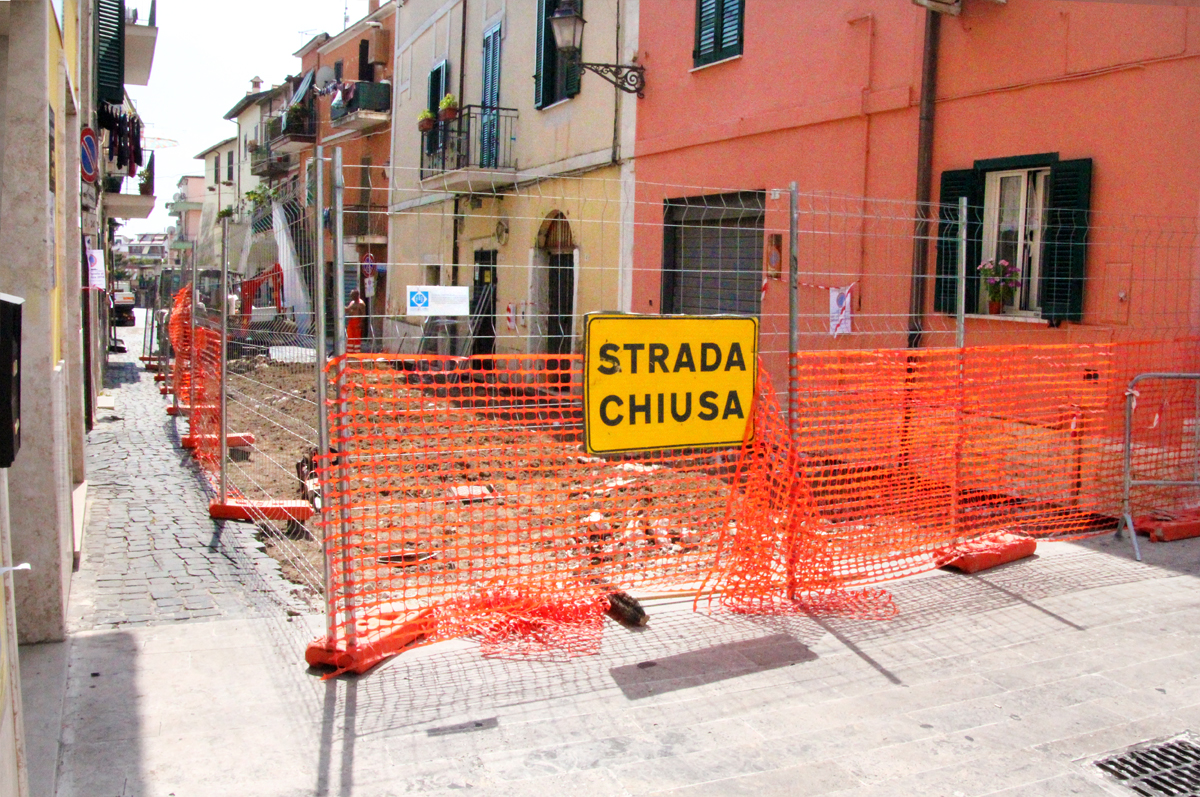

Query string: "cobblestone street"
[68, 313, 306, 632]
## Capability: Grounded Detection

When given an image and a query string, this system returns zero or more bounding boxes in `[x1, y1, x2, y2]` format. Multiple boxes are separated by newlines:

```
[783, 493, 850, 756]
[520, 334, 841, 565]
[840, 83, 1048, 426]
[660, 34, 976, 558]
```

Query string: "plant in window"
[438, 93, 459, 121]
[417, 108, 436, 132]
[979, 258, 1021, 313]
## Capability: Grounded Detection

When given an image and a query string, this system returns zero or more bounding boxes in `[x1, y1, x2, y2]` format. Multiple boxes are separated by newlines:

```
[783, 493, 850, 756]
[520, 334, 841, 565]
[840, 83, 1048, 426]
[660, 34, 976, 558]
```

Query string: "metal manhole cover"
[1095, 734, 1200, 796]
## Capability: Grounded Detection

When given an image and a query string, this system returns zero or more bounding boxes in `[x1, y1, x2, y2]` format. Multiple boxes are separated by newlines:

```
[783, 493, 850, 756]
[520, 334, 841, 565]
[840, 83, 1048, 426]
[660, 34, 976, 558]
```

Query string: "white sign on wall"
[406, 286, 470, 317]
[87, 250, 106, 290]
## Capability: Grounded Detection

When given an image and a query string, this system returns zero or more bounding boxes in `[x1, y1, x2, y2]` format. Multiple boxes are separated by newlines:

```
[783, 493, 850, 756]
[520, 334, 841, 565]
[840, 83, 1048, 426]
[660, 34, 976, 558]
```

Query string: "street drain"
[1094, 734, 1200, 796]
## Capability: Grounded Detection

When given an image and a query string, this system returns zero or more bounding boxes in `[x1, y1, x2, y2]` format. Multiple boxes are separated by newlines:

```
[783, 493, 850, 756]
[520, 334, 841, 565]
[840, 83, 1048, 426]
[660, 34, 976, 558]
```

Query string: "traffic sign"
[360, 252, 377, 279]
[80, 127, 99, 184]
[584, 314, 758, 455]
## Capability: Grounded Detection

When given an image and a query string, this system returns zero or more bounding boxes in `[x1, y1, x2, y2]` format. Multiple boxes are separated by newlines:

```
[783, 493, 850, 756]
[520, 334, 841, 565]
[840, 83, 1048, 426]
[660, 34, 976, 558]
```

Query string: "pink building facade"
[633, 0, 1200, 382]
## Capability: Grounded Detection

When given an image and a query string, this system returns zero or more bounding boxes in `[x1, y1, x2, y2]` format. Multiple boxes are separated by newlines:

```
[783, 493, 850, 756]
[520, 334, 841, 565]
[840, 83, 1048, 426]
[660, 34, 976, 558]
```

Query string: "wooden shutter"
[534, 0, 548, 108]
[426, 63, 448, 155]
[563, 53, 581, 98]
[96, 0, 125, 105]
[1040, 159, 1092, 324]
[482, 26, 501, 107]
[934, 169, 983, 315]
[694, 0, 742, 68]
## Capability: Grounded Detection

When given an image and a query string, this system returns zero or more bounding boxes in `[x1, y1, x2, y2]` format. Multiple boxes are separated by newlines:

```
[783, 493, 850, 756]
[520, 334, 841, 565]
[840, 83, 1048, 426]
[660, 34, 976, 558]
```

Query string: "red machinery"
[235, 263, 284, 335]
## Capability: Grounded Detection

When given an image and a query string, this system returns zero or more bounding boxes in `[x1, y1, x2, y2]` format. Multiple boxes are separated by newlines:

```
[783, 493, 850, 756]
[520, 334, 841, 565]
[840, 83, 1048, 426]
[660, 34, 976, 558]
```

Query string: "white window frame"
[981, 167, 1050, 315]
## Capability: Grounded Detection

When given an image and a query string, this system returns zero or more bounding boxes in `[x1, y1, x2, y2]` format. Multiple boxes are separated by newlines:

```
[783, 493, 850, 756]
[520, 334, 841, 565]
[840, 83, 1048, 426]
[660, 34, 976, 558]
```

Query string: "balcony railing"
[266, 109, 317, 151]
[250, 146, 289, 178]
[420, 105, 518, 180]
[331, 81, 392, 126]
[344, 204, 387, 239]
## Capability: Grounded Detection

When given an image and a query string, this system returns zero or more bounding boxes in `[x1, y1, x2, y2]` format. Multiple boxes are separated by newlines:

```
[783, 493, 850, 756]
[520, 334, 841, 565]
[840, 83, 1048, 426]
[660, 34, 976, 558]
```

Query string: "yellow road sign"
[584, 314, 758, 455]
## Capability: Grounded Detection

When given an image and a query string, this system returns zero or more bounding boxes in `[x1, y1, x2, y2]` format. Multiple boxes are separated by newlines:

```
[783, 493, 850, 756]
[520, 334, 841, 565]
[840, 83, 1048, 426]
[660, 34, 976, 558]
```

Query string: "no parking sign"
[80, 127, 99, 184]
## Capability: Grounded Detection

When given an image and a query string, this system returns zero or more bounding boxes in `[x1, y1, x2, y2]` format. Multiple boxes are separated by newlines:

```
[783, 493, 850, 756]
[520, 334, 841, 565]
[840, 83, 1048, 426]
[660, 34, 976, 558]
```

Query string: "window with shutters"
[662, 192, 765, 316]
[935, 155, 1092, 324]
[426, 62, 449, 155]
[535, 0, 582, 109]
[213, 155, 220, 184]
[96, 0, 126, 105]
[694, 0, 744, 69]
[227, 151, 234, 183]
[481, 24, 502, 168]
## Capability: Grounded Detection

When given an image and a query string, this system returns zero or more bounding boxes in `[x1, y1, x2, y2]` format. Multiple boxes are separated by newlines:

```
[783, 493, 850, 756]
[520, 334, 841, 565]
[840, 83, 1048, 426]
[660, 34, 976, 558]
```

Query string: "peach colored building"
[633, 0, 1200, 384]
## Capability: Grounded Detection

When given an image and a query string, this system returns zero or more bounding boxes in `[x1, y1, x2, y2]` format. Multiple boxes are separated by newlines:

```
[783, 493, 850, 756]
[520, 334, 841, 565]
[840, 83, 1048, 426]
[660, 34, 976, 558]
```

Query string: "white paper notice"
[87, 250, 106, 290]
[830, 286, 852, 336]
[406, 285, 470, 317]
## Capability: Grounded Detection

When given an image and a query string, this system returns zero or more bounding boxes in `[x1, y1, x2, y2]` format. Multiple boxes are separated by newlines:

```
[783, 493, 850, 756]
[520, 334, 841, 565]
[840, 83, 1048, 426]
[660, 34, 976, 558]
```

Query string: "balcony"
[330, 81, 391, 133]
[267, 108, 316, 154]
[250, 145, 290, 178]
[124, 1, 158, 85]
[420, 105, 518, 192]
[103, 175, 156, 219]
[343, 204, 387, 244]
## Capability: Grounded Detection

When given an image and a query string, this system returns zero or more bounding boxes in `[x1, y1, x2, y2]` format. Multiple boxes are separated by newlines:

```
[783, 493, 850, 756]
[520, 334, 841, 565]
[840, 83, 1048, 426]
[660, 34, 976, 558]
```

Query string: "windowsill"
[964, 313, 1047, 324]
[538, 96, 575, 112]
[690, 54, 742, 73]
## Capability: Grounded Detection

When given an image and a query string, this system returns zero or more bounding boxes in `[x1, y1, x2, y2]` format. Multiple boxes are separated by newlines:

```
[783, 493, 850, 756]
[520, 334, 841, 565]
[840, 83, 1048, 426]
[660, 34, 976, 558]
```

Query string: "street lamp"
[549, 0, 646, 98]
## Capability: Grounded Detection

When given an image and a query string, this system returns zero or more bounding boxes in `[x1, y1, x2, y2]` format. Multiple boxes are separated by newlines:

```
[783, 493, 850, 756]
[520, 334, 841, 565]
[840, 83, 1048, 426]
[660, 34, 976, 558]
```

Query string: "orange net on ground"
[309, 341, 1200, 674]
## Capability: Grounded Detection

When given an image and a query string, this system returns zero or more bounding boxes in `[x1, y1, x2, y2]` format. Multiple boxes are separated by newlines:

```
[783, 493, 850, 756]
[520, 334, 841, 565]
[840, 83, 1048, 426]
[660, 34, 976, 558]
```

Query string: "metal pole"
[332, 147, 355, 648]
[788, 182, 799, 442]
[314, 146, 333, 643]
[951, 197, 967, 539]
[219, 217, 229, 504]
[956, 196, 967, 349]
[1122, 386, 1141, 561]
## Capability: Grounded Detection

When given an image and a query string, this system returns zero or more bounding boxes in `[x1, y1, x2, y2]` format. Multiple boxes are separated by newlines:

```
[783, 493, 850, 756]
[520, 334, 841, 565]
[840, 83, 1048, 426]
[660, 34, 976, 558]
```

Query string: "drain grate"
[1095, 734, 1200, 796]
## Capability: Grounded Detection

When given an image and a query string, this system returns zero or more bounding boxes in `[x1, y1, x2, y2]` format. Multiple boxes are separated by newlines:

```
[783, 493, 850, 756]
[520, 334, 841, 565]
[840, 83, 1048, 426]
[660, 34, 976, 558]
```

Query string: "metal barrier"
[1119, 372, 1200, 561]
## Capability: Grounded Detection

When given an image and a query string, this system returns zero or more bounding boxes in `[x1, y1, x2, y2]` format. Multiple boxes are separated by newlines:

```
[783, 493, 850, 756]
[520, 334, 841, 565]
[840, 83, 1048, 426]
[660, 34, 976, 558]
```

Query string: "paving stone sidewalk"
[67, 316, 298, 631]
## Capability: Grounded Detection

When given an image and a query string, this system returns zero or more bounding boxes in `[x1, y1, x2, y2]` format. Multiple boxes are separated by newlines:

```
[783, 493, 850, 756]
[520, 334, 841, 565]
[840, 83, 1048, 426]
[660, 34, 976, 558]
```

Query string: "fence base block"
[154, 373, 167, 382]
[306, 611, 435, 675]
[182, 433, 256, 450]
[1134, 512, 1200, 543]
[159, 385, 173, 394]
[943, 532, 1037, 574]
[209, 498, 314, 522]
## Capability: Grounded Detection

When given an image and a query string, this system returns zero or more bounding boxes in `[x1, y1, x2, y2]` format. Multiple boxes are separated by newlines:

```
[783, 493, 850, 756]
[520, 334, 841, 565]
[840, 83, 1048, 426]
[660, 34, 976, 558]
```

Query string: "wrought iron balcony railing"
[420, 105, 518, 179]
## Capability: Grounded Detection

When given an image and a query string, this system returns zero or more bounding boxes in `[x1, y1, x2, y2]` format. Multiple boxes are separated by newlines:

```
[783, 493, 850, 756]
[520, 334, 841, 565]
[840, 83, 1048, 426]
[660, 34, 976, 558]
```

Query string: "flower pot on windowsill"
[438, 107, 459, 122]
[988, 299, 1004, 315]
[417, 117, 436, 133]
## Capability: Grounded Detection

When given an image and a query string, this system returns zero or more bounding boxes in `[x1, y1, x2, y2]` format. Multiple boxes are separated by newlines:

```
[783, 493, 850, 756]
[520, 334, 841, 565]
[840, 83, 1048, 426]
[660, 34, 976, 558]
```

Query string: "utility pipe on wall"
[906, 9, 941, 350]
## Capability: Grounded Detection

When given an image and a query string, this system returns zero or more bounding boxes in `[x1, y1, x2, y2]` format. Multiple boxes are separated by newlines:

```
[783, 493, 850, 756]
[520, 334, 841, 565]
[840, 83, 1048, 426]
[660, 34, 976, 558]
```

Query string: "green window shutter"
[96, 0, 125, 106]
[934, 169, 983, 315]
[1040, 158, 1092, 324]
[564, 53, 581, 97]
[694, 0, 718, 65]
[695, 0, 742, 68]
[534, 0, 548, 108]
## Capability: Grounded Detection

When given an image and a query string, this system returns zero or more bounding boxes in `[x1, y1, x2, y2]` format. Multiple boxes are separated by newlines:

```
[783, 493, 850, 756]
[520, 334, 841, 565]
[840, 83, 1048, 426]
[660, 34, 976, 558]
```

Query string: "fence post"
[332, 147, 355, 648]
[314, 146, 333, 644]
[219, 216, 229, 504]
[788, 182, 799, 442]
[956, 197, 967, 349]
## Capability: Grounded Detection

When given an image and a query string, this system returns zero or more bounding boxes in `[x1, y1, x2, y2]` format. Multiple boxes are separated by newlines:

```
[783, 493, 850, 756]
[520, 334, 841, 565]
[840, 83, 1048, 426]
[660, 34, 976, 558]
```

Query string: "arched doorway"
[536, 211, 576, 356]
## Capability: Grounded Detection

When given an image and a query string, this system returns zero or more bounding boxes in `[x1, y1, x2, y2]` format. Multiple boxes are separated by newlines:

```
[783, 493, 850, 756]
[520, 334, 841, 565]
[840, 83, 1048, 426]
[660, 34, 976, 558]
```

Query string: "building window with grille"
[535, 0, 581, 109]
[694, 0, 744, 68]
[936, 155, 1093, 324]
[662, 191, 765, 316]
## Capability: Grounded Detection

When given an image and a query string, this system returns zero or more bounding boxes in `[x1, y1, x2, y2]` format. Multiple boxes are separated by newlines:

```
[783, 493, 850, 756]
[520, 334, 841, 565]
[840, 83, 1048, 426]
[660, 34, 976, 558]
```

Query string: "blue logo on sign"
[409, 290, 430, 309]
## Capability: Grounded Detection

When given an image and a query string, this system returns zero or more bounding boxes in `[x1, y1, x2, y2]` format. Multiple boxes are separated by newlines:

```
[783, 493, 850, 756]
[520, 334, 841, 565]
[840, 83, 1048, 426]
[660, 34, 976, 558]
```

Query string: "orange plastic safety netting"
[167, 285, 193, 405]
[309, 340, 1200, 674]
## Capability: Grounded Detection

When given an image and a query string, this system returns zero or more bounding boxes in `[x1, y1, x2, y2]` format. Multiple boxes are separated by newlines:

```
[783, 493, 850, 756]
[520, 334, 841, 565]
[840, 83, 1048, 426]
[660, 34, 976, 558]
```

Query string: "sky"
[122, 0, 373, 235]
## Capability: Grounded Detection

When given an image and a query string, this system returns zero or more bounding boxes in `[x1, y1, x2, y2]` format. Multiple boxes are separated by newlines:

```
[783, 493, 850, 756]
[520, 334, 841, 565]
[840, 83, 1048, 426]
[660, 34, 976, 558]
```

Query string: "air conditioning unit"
[912, 0, 961, 13]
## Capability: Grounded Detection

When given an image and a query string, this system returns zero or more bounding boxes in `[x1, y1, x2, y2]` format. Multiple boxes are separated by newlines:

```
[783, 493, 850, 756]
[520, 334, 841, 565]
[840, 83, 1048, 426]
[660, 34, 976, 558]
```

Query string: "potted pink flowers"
[979, 258, 1021, 314]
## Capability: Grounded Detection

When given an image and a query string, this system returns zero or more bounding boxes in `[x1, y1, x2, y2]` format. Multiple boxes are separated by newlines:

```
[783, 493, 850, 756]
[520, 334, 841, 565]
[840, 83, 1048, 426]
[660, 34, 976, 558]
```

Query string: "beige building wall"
[386, 0, 638, 355]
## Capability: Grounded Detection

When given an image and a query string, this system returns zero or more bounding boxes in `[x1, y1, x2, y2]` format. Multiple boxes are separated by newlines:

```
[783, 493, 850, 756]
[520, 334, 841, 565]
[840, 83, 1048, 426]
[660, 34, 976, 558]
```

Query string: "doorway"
[472, 249, 497, 356]
[536, 212, 576, 362]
